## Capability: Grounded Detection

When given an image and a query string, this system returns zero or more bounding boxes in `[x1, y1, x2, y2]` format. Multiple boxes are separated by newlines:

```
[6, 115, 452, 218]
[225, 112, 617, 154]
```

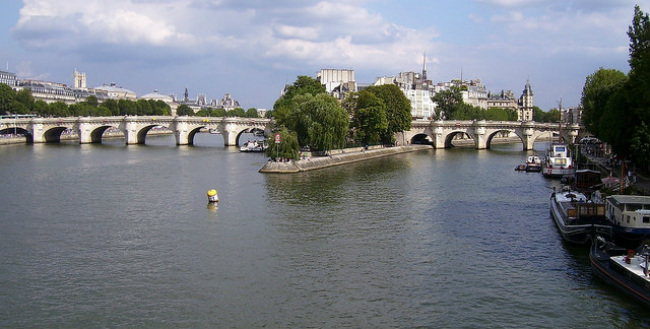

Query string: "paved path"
[584, 154, 650, 194]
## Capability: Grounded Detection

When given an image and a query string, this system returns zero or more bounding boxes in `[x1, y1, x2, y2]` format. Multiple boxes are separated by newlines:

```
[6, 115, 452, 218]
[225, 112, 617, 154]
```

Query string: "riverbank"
[259, 144, 431, 173]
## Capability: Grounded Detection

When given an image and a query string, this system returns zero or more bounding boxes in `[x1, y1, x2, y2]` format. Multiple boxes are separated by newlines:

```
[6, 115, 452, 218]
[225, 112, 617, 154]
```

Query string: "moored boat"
[525, 155, 542, 172]
[605, 195, 650, 246]
[550, 189, 611, 244]
[542, 144, 576, 178]
[239, 140, 267, 152]
[590, 236, 650, 307]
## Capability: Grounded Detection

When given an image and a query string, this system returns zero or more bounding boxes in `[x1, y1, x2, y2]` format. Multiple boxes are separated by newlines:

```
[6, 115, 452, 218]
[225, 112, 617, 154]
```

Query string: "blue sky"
[0, 0, 639, 111]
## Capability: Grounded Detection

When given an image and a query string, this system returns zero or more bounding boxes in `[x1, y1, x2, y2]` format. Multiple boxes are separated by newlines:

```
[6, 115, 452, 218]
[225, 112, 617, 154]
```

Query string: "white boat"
[605, 195, 650, 246]
[239, 140, 267, 152]
[590, 236, 650, 307]
[542, 144, 576, 178]
[550, 189, 611, 244]
[525, 155, 542, 172]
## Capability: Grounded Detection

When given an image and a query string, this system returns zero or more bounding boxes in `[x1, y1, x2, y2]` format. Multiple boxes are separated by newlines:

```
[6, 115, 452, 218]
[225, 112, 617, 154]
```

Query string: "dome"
[139, 89, 174, 103]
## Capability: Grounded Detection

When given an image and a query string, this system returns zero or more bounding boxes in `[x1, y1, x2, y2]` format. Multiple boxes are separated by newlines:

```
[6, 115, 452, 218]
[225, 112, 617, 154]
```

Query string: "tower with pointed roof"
[518, 80, 534, 121]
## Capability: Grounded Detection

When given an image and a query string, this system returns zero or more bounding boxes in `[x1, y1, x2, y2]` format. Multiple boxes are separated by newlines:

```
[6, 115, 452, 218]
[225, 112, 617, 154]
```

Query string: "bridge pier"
[78, 117, 94, 144]
[30, 118, 46, 143]
[473, 121, 487, 149]
[222, 119, 242, 146]
[172, 117, 191, 145]
[521, 122, 535, 150]
[432, 121, 446, 149]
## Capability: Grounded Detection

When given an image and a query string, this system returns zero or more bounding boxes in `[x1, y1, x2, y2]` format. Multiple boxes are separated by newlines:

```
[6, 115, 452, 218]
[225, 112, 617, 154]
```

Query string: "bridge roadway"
[0, 116, 578, 149]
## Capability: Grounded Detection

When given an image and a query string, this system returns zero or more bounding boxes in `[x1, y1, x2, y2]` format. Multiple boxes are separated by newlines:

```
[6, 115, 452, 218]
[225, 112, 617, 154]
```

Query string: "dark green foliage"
[580, 5, 650, 172]
[246, 108, 259, 118]
[360, 84, 412, 144]
[265, 128, 300, 160]
[431, 86, 462, 119]
[176, 104, 193, 116]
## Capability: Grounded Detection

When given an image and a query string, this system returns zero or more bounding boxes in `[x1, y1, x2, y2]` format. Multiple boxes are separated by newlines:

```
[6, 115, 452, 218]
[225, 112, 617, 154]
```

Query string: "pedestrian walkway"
[584, 153, 650, 194]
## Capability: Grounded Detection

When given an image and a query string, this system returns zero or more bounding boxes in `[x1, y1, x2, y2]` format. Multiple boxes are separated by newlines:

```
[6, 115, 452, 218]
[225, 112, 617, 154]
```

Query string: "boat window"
[627, 215, 631, 223]
[644, 216, 650, 224]
[555, 146, 566, 152]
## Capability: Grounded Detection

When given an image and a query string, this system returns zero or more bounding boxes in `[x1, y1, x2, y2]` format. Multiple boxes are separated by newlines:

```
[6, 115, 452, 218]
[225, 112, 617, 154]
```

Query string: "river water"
[1, 134, 648, 328]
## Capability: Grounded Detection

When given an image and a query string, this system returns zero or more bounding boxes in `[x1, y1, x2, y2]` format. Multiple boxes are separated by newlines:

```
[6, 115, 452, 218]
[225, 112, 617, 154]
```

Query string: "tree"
[299, 93, 349, 152]
[265, 128, 300, 160]
[212, 108, 227, 117]
[176, 104, 193, 116]
[272, 75, 326, 125]
[630, 122, 650, 173]
[246, 108, 259, 118]
[102, 99, 120, 116]
[485, 107, 518, 121]
[49, 102, 70, 117]
[580, 68, 627, 136]
[432, 86, 462, 120]
[627, 4, 650, 122]
[362, 84, 412, 144]
[0, 83, 15, 114]
[84, 95, 99, 108]
[346, 90, 388, 145]
[14, 89, 34, 112]
[227, 107, 246, 117]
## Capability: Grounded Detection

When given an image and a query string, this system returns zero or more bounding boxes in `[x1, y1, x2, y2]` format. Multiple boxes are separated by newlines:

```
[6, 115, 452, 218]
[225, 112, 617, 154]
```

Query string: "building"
[0, 70, 17, 87]
[17, 79, 76, 104]
[74, 69, 86, 89]
[316, 69, 357, 100]
[94, 82, 137, 100]
[517, 81, 534, 121]
[462, 79, 488, 109]
[487, 90, 518, 111]
[372, 55, 437, 119]
[212, 93, 241, 110]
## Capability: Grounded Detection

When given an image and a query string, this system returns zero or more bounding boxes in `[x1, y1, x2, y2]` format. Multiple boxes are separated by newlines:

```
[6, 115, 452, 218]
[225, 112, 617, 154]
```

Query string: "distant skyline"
[0, 0, 639, 111]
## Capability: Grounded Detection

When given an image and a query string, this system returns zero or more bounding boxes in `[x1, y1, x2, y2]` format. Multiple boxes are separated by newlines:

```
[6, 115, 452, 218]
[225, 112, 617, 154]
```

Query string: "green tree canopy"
[580, 68, 628, 136]
[272, 76, 326, 124]
[246, 108, 259, 118]
[0, 84, 16, 114]
[345, 90, 388, 145]
[361, 84, 412, 144]
[265, 128, 300, 161]
[176, 104, 193, 116]
[432, 86, 463, 120]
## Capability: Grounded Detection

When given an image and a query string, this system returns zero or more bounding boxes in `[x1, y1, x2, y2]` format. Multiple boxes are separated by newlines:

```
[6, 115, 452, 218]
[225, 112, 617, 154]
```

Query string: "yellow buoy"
[207, 189, 219, 202]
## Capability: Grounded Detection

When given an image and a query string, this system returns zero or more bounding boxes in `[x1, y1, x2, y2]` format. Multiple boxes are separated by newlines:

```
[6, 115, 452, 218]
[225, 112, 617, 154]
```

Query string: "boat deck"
[610, 255, 650, 283]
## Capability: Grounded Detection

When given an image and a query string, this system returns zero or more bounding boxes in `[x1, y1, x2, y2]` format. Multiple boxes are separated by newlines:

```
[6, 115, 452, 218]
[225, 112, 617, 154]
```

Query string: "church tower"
[518, 80, 534, 121]
[74, 69, 86, 89]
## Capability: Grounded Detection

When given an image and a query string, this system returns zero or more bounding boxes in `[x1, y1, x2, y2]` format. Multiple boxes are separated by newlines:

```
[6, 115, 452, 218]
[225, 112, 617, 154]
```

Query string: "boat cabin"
[606, 195, 650, 229]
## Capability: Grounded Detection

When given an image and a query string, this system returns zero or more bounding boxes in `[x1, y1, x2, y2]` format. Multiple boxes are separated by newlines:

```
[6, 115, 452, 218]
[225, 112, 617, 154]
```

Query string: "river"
[0, 133, 648, 328]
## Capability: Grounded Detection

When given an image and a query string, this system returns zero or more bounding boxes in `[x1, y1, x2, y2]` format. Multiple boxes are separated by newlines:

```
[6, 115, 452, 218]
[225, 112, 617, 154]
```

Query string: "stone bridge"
[1, 116, 577, 150]
[0, 116, 272, 146]
[400, 120, 578, 150]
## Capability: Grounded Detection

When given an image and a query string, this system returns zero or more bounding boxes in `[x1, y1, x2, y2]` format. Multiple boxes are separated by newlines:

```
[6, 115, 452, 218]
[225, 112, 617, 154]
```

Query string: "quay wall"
[259, 145, 431, 173]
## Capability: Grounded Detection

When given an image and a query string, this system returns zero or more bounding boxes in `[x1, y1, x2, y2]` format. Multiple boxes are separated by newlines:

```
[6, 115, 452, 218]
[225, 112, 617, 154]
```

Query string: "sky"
[0, 0, 640, 111]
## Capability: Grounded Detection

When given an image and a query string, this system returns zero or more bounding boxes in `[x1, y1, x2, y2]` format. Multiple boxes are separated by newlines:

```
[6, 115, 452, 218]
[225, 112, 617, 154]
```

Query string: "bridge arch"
[485, 129, 521, 149]
[410, 133, 432, 145]
[88, 126, 116, 143]
[444, 131, 473, 148]
[0, 127, 33, 143]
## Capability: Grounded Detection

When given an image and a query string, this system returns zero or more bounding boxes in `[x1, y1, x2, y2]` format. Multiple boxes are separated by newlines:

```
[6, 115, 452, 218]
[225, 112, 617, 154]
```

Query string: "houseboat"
[542, 144, 576, 178]
[605, 195, 650, 246]
[550, 189, 611, 244]
[590, 236, 650, 307]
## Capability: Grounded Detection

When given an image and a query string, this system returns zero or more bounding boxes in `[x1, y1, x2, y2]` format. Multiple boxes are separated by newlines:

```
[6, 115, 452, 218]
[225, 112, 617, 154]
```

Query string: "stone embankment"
[259, 144, 431, 173]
